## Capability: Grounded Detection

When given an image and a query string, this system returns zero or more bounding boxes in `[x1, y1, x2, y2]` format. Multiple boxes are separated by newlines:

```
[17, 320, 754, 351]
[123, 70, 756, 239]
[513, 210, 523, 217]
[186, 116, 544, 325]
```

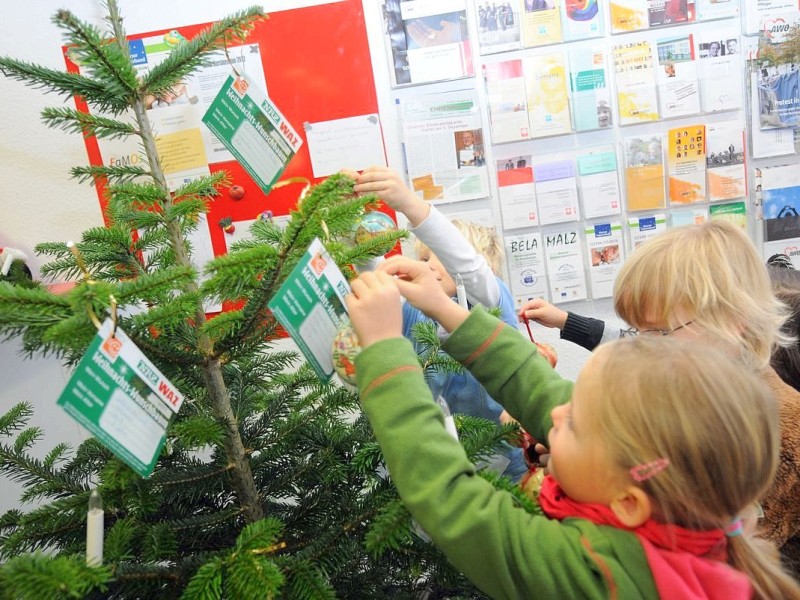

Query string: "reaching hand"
[405, 19, 462, 48]
[353, 166, 430, 226]
[346, 271, 404, 348]
[378, 256, 468, 331]
[518, 298, 568, 331]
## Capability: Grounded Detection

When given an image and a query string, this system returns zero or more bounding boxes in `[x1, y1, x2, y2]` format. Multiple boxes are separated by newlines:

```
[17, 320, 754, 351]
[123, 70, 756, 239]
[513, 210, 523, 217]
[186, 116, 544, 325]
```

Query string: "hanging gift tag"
[202, 73, 302, 194]
[57, 319, 183, 477]
[269, 238, 351, 383]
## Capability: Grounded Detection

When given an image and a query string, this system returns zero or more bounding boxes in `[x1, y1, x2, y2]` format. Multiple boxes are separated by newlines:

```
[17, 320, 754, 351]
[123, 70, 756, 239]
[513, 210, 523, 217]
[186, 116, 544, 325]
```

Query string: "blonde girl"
[347, 257, 800, 599]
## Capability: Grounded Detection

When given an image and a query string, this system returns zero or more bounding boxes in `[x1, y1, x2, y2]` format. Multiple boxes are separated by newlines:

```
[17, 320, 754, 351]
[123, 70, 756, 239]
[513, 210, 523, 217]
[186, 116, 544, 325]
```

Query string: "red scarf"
[538, 476, 751, 599]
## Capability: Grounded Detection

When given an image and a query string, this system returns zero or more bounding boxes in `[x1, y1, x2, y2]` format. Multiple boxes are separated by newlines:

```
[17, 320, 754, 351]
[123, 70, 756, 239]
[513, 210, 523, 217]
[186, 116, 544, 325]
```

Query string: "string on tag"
[522, 316, 536, 344]
[68, 241, 102, 331]
[222, 37, 242, 78]
[108, 294, 118, 338]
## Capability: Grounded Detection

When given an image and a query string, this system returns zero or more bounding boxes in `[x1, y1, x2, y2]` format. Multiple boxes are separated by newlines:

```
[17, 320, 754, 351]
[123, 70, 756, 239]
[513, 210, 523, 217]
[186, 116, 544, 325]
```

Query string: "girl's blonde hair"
[593, 337, 800, 599]
[614, 220, 791, 369]
[414, 219, 504, 276]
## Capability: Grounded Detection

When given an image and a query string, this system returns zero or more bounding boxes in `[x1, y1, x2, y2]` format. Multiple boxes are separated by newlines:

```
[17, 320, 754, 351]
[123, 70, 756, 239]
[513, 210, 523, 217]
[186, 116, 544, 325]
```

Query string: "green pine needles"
[0, 3, 518, 598]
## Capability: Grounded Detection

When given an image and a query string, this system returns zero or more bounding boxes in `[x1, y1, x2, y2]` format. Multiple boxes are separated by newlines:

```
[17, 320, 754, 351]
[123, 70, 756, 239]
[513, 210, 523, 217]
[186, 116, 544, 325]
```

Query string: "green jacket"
[356, 307, 658, 600]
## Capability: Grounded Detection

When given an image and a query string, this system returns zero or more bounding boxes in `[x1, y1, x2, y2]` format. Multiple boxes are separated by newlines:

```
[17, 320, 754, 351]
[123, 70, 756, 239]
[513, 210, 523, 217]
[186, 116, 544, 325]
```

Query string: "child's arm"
[519, 298, 621, 351]
[354, 166, 501, 307]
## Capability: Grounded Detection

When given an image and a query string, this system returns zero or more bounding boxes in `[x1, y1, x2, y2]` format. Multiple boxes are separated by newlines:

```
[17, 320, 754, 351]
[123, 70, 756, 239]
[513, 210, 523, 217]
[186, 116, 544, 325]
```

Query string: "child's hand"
[518, 298, 568, 331]
[379, 256, 469, 332]
[353, 166, 430, 226]
[346, 271, 404, 348]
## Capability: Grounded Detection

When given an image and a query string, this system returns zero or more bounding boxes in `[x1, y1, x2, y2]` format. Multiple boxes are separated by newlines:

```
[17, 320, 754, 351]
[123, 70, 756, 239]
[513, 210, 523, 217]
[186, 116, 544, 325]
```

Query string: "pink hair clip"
[630, 458, 670, 482]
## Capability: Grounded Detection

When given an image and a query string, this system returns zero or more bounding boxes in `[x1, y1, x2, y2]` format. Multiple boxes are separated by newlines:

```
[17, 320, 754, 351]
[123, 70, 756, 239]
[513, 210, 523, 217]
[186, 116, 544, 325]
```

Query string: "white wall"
[0, 0, 611, 514]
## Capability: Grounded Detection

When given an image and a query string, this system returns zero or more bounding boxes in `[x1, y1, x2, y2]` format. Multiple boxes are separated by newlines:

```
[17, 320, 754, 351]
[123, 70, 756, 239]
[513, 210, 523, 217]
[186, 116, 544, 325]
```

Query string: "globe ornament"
[331, 321, 361, 386]
[351, 211, 396, 245]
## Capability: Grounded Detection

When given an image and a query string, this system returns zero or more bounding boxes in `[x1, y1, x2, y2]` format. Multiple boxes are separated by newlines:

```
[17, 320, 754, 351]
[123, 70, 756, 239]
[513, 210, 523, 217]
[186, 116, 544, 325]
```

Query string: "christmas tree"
[0, 3, 520, 598]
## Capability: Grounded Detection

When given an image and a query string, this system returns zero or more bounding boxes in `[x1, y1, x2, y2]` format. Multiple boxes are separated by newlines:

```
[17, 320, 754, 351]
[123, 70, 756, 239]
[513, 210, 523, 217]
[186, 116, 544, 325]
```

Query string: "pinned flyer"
[203, 73, 302, 193]
[57, 319, 182, 477]
[268, 238, 351, 382]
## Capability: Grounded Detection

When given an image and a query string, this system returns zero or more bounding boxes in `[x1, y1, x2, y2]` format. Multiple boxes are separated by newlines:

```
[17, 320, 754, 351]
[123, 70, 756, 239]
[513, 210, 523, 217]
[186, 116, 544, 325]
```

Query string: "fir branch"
[0, 283, 72, 331]
[70, 164, 150, 185]
[140, 7, 266, 99]
[0, 57, 128, 114]
[41, 106, 138, 140]
[0, 403, 34, 437]
[0, 441, 88, 499]
[107, 180, 170, 209]
[55, 8, 138, 102]
[0, 553, 111, 600]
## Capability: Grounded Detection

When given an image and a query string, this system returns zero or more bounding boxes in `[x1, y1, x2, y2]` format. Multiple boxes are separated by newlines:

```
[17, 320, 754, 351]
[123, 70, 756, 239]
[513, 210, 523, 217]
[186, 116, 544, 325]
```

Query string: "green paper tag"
[57, 319, 183, 477]
[202, 73, 302, 193]
[269, 238, 351, 382]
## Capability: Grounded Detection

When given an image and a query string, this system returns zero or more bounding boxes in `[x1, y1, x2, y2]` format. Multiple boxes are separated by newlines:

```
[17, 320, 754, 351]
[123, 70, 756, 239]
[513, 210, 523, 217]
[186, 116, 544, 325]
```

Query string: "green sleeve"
[442, 306, 574, 442]
[355, 336, 656, 600]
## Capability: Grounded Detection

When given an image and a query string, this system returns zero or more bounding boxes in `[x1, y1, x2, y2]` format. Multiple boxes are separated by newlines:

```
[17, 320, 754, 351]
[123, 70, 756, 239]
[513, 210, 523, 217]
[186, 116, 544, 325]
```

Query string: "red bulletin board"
[64, 0, 393, 260]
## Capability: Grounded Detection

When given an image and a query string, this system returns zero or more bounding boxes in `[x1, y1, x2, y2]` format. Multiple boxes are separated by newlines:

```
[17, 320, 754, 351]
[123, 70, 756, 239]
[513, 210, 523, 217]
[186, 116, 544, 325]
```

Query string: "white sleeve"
[410, 207, 500, 307]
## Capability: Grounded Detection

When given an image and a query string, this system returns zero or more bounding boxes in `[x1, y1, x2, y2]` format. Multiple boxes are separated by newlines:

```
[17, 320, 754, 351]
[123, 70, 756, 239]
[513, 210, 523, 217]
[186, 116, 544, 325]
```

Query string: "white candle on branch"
[86, 489, 104, 566]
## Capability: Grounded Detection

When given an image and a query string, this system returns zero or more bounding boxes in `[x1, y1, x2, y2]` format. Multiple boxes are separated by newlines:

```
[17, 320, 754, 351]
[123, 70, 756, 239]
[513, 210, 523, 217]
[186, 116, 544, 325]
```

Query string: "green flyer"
[269, 239, 351, 382]
[57, 319, 183, 477]
[202, 73, 302, 193]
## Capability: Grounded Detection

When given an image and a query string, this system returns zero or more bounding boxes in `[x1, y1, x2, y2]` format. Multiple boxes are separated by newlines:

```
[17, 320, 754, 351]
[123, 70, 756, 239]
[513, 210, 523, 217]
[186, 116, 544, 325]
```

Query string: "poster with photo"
[401, 89, 490, 202]
[496, 155, 539, 229]
[505, 231, 549, 306]
[584, 222, 625, 298]
[761, 164, 800, 241]
[383, 0, 473, 87]
[544, 228, 588, 303]
[749, 71, 796, 158]
[756, 63, 800, 129]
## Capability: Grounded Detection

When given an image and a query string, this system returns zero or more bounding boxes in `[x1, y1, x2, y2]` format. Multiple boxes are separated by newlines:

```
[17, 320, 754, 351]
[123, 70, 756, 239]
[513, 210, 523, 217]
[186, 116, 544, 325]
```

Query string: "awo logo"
[784, 246, 800, 257]
[763, 18, 792, 42]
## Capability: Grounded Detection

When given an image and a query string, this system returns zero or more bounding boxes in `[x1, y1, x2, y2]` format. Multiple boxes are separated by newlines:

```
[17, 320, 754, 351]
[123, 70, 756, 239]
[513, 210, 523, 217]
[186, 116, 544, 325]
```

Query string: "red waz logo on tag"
[102, 335, 123, 359]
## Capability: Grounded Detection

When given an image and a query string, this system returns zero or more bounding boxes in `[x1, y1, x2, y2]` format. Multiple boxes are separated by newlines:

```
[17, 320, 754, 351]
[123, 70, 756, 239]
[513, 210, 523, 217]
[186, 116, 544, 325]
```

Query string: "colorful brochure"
[569, 47, 613, 132]
[544, 228, 588, 303]
[613, 41, 659, 125]
[562, 0, 604, 40]
[577, 148, 621, 219]
[609, 0, 648, 32]
[496, 155, 539, 229]
[268, 238, 352, 382]
[627, 213, 667, 249]
[624, 135, 666, 212]
[505, 231, 548, 306]
[521, 0, 564, 47]
[648, 0, 694, 28]
[706, 122, 746, 201]
[709, 201, 747, 229]
[761, 165, 800, 241]
[756, 63, 800, 129]
[585, 222, 625, 298]
[534, 160, 580, 224]
[383, 0, 473, 87]
[749, 72, 796, 158]
[667, 124, 706, 204]
[483, 59, 531, 142]
[671, 207, 708, 226]
[524, 53, 572, 138]
[655, 35, 700, 119]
